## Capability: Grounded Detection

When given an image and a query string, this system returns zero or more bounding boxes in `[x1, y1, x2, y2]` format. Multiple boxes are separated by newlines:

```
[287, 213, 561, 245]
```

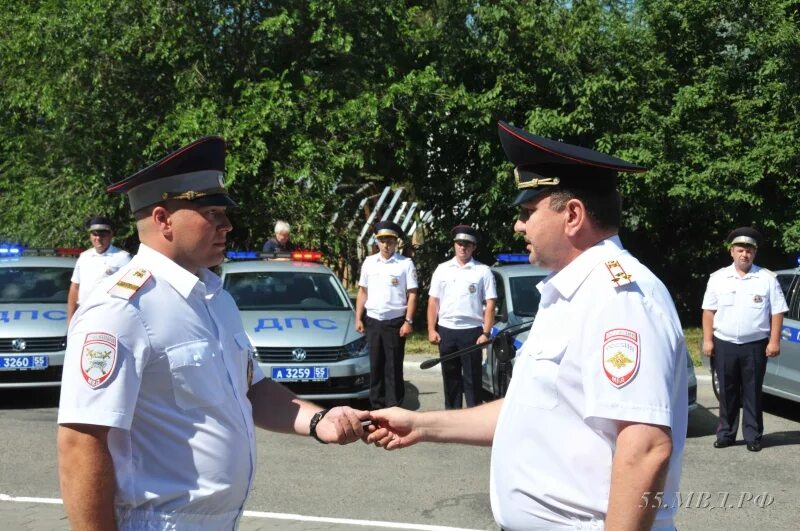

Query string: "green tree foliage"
[2, 0, 799, 321]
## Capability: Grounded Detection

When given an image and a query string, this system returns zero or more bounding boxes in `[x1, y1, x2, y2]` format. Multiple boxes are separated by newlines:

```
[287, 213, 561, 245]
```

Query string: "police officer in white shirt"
[428, 225, 497, 409]
[701, 227, 787, 452]
[355, 221, 418, 408]
[368, 121, 688, 531]
[57, 137, 370, 531]
[66, 216, 131, 323]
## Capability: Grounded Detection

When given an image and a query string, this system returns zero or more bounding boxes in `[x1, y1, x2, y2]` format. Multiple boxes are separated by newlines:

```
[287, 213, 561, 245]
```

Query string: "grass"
[404, 328, 706, 367]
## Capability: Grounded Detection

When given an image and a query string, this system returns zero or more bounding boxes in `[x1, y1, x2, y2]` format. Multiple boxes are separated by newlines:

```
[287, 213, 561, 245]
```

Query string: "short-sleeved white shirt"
[70, 245, 132, 305]
[58, 244, 265, 530]
[701, 264, 788, 344]
[358, 252, 418, 320]
[429, 257, 497, 329]
[490, 236, 687, 531]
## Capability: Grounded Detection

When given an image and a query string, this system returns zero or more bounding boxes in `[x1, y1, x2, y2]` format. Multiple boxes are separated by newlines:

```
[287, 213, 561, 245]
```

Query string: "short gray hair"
[274, 220, 291, 235]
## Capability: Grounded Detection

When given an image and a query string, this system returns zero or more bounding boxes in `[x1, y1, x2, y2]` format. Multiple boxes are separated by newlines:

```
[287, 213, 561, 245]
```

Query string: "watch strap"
[309, 408, 331, 444]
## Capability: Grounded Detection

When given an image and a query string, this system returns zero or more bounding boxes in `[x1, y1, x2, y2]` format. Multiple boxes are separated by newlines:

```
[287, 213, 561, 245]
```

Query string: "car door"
[773, 272, 800, 401]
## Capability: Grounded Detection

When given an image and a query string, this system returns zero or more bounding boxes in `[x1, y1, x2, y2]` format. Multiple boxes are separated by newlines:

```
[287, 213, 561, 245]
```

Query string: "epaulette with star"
[108, 268, 153, 300]
[605, 259, 635, 288]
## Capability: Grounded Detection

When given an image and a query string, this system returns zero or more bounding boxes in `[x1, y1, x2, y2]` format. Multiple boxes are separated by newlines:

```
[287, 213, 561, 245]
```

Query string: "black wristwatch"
[309, 408, 331, 444]
[404, 318, 413, 325]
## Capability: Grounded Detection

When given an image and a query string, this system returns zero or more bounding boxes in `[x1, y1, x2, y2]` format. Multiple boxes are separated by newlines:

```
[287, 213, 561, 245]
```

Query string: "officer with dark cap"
[66, 215, 131, 323]
[368, 121, 688, 531]
[427, 224, 497, 409]
[57, 137, 369, 530]
[355, 220, 418, 408]
[701, 226, 787, 452]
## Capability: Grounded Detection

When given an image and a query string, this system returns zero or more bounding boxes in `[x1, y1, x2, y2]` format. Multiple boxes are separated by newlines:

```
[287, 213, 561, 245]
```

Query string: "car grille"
[255, 346, 343, 363]
[280, 375, 369, 395]
[0, 336, 67, 353]
[0, 365, 63, 384]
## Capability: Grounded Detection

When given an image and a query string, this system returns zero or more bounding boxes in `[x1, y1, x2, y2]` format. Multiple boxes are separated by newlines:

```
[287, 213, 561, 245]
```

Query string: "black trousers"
[365, 316, 406, 409]
[713, 336, 769, 443]
[438, 325, 483, 409]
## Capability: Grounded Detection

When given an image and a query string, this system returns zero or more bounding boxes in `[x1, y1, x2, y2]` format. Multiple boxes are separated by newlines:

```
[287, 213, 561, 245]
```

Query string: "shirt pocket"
[165, 339, 225, 410]
[749, 290, 767, 309]
[517, 336, 568, 410]
[719, 290, 736, 306]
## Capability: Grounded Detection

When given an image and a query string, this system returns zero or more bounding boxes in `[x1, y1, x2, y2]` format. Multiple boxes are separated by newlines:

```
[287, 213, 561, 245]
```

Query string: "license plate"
[0, 355, 49, 371]
[271, 366, 329, 382]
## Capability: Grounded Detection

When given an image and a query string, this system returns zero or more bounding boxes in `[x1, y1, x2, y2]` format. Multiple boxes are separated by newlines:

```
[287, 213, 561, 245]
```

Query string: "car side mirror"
[495, 305, 508, 323]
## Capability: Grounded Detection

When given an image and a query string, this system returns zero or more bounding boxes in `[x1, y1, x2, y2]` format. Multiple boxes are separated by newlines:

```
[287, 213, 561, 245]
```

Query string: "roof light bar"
[495, 253, 530, 264]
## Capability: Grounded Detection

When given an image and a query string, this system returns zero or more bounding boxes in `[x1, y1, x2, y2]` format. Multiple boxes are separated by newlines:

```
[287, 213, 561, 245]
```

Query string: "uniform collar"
[376, 252, 401, 263]
[540, 235, 624, 302]
[136, 243, 222, 299]
[724, 263, 761, 279]
[445, 256, 477, 269]
[88, 244, 119, 257]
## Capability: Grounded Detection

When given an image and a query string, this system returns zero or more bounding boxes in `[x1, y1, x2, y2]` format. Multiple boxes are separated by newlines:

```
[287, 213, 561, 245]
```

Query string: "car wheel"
[711, 365, 721, 401]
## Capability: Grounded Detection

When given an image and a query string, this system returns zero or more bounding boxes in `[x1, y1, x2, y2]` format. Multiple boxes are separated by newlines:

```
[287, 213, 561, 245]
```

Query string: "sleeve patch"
[603, 328, 640, 388]
[80, 332, 118, 389]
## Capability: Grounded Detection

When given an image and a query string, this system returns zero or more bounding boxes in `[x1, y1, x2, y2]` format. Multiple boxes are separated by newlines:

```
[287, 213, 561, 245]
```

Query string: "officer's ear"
[563, 198, 586, 237]
[151, 204, 174, 237]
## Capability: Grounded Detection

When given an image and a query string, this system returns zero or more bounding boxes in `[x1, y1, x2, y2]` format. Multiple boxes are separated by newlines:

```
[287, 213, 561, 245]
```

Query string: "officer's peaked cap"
[450, 224, 478, 244]
[727, 227, 761, 248]
[498, 121, 646, 206]
[374, 221, 404, 240]
[85, 215, 114, 232]
[107, 136, 236, 212]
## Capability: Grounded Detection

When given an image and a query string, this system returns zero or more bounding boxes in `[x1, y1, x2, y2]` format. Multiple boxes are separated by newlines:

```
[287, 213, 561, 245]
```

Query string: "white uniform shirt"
[429, 257, 497, 329]
[71, 245, 132, 305]
[58, 244, 265, 530]
[490, 236, 687, 531]
[701, 264, 788, 344]
[358, 252, 418, 320]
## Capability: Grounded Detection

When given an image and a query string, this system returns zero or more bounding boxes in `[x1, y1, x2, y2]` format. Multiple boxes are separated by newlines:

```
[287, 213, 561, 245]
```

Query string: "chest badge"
[602, 328, 640, 388]
[753, 294, 763, 303]
[605, 260, 633, 287]
[469, 284, 477, 294]
[390, 276, 399, 286]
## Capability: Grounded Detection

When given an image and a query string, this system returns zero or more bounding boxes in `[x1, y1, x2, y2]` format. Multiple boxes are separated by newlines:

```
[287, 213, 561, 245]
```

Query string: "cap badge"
[514, 168, 561, 190]
[605, 260, 633, 286]
[80, 332, 118, 389]
[603, 328, 640, 388]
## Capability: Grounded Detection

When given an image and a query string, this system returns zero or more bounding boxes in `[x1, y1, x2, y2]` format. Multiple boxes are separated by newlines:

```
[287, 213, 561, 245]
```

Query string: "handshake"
[309, 406, 428, 450]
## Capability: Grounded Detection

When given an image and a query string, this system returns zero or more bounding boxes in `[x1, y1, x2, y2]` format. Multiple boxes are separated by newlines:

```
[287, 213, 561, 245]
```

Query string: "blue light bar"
[0, 245, 23, 255]
[495, 253, 529, 264]
[226, 250, 259, 259]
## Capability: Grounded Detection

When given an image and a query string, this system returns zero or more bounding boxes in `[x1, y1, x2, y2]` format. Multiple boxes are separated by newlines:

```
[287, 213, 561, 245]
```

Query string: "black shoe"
[746, 441, 762, 452]
[713, 439, 734, 448]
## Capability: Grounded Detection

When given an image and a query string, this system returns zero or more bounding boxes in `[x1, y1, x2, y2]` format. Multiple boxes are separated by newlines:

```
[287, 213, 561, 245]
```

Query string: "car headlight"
[343, 337, 369, 358]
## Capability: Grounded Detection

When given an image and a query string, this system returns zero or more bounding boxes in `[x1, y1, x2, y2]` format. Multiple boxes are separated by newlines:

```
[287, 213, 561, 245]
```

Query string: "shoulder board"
[709, 266, 727, 277]
[108, 268, 152, 300]
[605, 259, 635, 288]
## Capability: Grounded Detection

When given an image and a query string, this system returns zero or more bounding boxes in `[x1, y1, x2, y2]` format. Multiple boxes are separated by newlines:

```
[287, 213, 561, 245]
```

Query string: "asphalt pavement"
[1, 355, 799, 530]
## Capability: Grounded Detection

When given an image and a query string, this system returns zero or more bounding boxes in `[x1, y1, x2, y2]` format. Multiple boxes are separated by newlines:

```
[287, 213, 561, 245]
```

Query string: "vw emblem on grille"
[291, 348, 307, 361]
[11, 338, 27, 351]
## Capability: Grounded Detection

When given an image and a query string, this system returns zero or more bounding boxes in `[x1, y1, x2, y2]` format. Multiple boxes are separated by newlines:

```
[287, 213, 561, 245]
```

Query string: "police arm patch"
[602, 328, 640, 388]
[80, 332, 118, 389]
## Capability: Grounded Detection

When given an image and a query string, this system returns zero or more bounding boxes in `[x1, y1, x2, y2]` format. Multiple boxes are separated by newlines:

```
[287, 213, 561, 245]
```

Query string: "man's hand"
[702, 340, 714, 357]
[399, 322, 412, 338]
[766, 340, 781, 357]
[315, 406, 372, 444]
[366, 407, 423, 450]
[355, 319, 365, 334]
[428, 330, 440, 344]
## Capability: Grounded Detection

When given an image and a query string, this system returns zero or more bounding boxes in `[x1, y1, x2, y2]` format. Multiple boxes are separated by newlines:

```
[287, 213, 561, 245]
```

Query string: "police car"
[0, 245, 78, 388]
[708, 267, 800, 404]
[219, 251, 369, 402]
[482, 254, 699, 412]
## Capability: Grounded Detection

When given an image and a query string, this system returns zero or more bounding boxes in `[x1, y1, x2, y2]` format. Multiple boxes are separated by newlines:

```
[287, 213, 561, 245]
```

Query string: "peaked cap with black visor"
[107, 136, 236, 212]
[498, 121, 647, 206]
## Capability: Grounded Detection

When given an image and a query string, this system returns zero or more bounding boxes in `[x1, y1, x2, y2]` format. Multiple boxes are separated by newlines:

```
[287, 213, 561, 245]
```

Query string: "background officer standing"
[57, 137, 369, 530]
[427, 225, 496, 409]
[701, 227, 788, 452]
[66, 215, 131, 324]
[355, 221, 418, 409]
[262, 219, 296, 253]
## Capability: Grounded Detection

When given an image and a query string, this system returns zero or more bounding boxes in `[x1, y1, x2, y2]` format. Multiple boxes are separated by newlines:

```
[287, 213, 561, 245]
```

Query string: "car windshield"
[0, 267, 73, 303]
[509, 275, 546, 317]
[224, 271, 350, 311]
